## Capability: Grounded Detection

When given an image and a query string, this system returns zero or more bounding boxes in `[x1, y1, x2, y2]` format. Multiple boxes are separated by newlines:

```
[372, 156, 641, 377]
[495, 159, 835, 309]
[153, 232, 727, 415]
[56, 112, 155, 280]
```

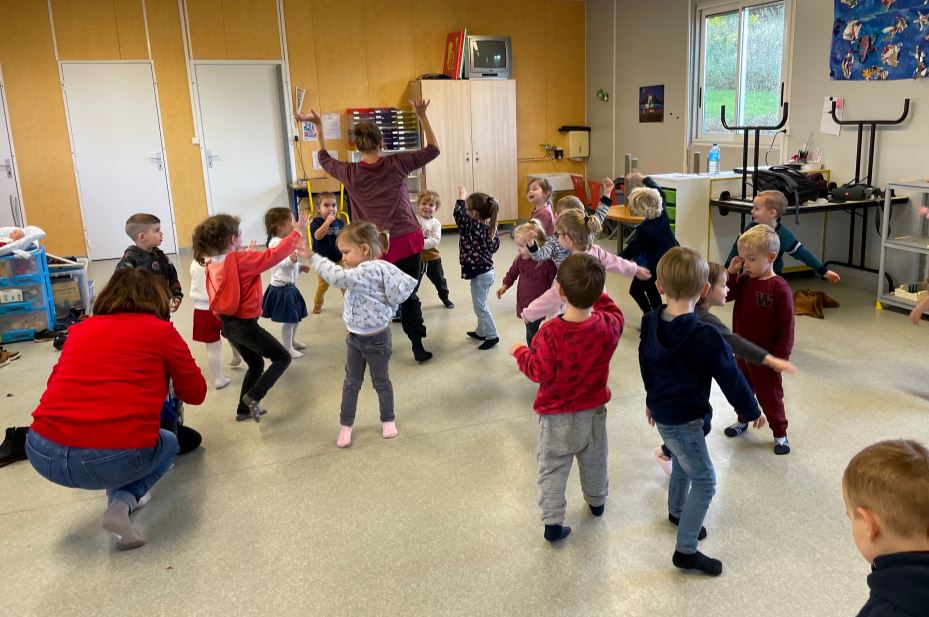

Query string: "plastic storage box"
[0, 247, 56, 342]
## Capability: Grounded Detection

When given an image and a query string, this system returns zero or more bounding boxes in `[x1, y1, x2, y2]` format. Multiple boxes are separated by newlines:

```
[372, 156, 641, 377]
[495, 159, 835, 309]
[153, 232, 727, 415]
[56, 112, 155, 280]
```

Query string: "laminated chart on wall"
[830, 0, 929, 81]
[346, 108, 420, 152]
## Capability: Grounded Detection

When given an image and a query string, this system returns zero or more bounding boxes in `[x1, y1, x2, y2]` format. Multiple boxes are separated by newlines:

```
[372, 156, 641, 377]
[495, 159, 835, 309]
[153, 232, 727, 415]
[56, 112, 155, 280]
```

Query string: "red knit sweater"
[514, 294, 624, 414]
[30, 314, 207, 449]
[727, 274, 795, 359]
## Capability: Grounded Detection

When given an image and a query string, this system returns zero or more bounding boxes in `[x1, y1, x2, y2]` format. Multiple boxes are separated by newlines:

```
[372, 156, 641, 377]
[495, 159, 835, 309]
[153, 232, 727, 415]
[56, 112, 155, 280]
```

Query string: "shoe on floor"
[442, 299, 455, 309]
[235, 408, 268, 422]
[724, 422, 749, 438]
[0, 427, 29, 467]
[466, 331, 485, 341]
[288, 348, 304, 359]
[337, 425, 353, 448]
[544, 524, 571, 542]
[477, 337, 499, 350]
[382, 421, 398, 439]
[774, 438, 791, 455]
[0, 346, 21, 364]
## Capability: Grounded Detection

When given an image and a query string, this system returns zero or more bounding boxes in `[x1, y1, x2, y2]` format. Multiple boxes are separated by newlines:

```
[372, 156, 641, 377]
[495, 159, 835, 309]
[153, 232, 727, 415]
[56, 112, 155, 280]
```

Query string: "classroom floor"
[1, 235, 924, 616]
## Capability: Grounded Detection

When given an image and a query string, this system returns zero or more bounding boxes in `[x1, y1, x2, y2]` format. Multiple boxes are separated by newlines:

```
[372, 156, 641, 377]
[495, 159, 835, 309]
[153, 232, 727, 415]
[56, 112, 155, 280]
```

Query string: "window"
[694, 1, 789, 140]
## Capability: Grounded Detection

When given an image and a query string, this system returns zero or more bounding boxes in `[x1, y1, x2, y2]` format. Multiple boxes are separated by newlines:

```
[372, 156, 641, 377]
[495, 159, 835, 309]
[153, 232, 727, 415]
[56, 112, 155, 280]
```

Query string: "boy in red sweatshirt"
[511, 253, 624, 543]
[725, 224, 795, 454]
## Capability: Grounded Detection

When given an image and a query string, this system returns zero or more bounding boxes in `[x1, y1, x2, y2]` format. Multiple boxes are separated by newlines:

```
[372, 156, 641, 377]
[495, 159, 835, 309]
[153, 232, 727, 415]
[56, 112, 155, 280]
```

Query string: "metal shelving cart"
[876, 180, 929, 311]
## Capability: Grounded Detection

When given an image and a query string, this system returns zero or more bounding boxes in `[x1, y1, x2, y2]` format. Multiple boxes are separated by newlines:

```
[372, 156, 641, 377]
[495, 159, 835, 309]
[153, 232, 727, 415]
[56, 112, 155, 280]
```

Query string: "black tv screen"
[471, 39, 508, 69]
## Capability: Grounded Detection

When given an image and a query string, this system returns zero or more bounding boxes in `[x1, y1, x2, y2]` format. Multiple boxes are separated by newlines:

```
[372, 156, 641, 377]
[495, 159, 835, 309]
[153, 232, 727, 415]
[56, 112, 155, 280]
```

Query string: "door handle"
[148, 152, 164, 171]
[0, 158, 12, 179]
[475, 152, 480, 162]
[206, 150, 222, 168]
[465, 152, 470, 163]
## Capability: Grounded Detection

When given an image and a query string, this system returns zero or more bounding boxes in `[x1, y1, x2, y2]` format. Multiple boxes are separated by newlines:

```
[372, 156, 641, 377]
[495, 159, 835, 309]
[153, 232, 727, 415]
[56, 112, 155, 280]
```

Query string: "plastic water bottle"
[708, 144, 720, 177]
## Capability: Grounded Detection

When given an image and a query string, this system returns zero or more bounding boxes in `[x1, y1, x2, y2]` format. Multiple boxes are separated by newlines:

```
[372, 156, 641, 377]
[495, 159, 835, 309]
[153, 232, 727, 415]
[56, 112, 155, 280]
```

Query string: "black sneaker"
[239, 395, 267, 422]
[53, 332, 68, 351]
[33, 329, 60, 343]
[724, 422, 749, 438]
[774, 439, 791, 455]
[466, 331, 485, 341]
[0, 427, 29, 467]
[442, 298, 455, 309]
[477, 337, 500, 350]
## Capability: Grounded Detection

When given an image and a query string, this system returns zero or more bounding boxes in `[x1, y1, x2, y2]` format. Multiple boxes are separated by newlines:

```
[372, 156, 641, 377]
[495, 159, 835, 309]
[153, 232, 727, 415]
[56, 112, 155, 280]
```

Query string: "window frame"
[691, 0, 794, 145]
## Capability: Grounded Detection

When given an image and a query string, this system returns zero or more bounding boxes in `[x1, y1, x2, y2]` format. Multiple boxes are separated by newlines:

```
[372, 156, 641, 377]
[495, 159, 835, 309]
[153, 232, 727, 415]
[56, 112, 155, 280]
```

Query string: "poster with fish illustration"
[830, 0, 929, 80]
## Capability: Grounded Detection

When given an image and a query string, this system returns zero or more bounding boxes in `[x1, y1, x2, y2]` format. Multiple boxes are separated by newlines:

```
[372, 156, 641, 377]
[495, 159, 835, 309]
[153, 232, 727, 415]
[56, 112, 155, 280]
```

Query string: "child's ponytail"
[466, 192, 499, 240]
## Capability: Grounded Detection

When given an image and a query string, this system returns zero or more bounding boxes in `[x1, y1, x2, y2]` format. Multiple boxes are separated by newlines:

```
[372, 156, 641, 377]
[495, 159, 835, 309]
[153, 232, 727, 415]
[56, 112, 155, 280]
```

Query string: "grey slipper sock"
[102, 501, 145, 550]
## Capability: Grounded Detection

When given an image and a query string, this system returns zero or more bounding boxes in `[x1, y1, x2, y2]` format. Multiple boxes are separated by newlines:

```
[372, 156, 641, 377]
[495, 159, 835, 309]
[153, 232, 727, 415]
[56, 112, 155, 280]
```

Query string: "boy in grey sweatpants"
[511, 254, 625, 542]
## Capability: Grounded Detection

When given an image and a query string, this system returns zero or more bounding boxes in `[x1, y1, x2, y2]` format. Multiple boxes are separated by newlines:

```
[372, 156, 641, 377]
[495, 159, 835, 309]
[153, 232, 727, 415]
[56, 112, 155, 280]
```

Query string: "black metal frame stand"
[829, 98, 910, 186]
[719, 103, 789, 200]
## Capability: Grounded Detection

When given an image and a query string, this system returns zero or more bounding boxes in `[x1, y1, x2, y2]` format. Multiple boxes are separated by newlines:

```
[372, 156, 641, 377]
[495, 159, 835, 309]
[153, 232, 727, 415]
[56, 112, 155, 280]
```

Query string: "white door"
[195, 63, 290, 244]
[61, 62, 175, 259]
[0, 69, 23, 229]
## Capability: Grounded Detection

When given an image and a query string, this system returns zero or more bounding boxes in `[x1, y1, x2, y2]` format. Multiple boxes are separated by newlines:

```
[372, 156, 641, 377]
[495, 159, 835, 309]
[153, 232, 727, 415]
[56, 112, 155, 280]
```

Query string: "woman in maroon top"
[297, 100, 439, 363]
[27, 268, 207, 550]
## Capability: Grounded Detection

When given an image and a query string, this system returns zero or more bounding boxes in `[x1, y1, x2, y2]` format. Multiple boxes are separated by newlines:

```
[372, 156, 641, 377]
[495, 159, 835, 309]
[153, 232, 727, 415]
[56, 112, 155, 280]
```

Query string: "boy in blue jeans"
[639, 247, 763, 576]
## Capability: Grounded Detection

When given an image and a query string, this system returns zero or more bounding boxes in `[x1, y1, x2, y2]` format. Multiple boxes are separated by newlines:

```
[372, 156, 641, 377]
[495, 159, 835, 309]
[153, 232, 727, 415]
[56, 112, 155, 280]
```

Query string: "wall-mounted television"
[465, 36, 512, 79]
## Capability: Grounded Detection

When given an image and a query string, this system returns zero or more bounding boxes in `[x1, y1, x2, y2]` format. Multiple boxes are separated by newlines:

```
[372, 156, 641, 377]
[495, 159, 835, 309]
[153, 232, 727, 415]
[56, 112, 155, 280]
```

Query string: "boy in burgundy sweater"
[511, 253, 624, 543]
[725, 224, 796, 454]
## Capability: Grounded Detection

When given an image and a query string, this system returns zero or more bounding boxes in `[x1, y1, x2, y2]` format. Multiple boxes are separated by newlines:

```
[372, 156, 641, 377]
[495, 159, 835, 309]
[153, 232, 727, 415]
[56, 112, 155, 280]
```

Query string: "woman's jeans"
[655, 419, 717, 554]
[25, 429, 179, 511]
[469, 270, 497, 339]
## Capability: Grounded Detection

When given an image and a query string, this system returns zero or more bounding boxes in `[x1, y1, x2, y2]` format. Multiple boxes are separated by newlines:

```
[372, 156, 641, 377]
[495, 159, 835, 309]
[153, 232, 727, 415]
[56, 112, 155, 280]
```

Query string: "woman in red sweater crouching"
[26, 268, 207, 550]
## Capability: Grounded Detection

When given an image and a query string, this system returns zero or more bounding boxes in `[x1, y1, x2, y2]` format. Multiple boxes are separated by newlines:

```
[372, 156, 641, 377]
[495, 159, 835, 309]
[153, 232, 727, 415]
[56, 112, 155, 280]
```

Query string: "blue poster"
[830, 0, 929, 80]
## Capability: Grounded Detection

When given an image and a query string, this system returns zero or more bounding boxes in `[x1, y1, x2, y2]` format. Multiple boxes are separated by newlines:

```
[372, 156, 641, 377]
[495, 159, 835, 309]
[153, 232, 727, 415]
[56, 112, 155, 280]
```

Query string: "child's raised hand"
[496, 284, 508, 299]
[509, 341, 526, 355]
[457, 184, 467, 200]
[626, 171, 645, 185]
[727, 256, 744, 275]
[296, 245, 313, 260]
[295, 110, 322, 126]
[246, 240, 258, 252]
[296, 209, 311, 234]
[823, 270, 841, 284]
[601, 177, 615, 200]
[634, 266, 651, 281]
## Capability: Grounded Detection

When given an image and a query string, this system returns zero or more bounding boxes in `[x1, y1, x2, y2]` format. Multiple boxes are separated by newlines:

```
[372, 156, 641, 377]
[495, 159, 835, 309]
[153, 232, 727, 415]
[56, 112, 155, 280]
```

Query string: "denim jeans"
[341, 329, 394, 426]
[656, 419, 717, 554]
[469, 270, 497, 339]
[25, 429, 179, 511]
[221, 316, 292, 416]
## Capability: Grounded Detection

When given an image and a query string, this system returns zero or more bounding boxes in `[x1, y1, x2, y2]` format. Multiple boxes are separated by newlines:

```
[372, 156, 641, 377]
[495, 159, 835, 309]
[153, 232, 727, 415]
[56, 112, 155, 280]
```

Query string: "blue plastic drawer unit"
[0, 247, 56, 342]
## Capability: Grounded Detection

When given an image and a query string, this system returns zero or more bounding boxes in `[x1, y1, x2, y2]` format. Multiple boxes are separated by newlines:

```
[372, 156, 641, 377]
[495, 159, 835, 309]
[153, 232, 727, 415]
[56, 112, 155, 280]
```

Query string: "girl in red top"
[27, 268, 207, 550]
[297, 99, 439, 363]
[192, 210, 309, 422]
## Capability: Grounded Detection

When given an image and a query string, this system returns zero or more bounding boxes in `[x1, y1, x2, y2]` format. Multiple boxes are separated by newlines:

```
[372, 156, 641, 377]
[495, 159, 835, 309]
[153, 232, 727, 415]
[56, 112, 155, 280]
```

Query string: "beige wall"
[0, 0, 586, 256]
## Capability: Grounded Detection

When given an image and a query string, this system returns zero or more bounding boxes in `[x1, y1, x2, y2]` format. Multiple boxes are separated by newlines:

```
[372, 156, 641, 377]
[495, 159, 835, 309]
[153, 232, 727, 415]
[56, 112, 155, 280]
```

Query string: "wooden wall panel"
[148, 0, 208, 246]
[363, 0, 415, 107]
[410, 0, 459, 79]
[114, 0, 150, 59]
[51, 0, 122, 60]
[187, 0, 228, 59]
[0, 0, 85, 255]
[222, 0, 280, 60]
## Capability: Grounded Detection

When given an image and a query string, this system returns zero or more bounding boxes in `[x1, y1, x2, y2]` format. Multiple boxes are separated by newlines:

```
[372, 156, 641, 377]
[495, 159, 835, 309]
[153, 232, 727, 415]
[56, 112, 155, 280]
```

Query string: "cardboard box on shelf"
[51, 277, 82, 316]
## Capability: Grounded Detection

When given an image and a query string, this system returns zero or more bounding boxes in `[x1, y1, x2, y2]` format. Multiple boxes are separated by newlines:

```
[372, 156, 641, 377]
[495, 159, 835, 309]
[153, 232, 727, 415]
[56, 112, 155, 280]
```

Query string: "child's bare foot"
[382, 421, 398, 439]
[337, 425, 352, 448]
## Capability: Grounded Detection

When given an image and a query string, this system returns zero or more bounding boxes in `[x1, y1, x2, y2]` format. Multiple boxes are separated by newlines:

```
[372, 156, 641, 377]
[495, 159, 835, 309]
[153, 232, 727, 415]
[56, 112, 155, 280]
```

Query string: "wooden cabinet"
[410, 80, 517, 226]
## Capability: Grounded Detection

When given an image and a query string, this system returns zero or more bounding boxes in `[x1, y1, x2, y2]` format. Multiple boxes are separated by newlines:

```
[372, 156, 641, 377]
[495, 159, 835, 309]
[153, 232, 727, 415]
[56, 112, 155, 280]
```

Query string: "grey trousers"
[537, 406, 608, 525]
[341, 329, 394, 427]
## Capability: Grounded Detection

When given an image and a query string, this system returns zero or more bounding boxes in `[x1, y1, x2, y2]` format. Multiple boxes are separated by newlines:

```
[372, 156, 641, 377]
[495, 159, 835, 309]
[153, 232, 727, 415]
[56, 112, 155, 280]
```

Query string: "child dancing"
[192, 210, 309, 422]
[262, 207, 310, 358]
[497, 220, 557, 345]
[455, 185, 501, 350]
[305, 222, 417, 448]
[190, 258, 242, 388]
[417, 191, 454, 308]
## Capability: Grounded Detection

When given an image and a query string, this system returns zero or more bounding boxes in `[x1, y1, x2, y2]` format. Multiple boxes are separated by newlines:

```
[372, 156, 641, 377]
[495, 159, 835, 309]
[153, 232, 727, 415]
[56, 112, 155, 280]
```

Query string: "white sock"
[282, 323, 303, 358]
[292, 323, 306, 350]
[228, 343, 242, 366]
[775, 436, 788, 445]
[205, 341, 228, 387]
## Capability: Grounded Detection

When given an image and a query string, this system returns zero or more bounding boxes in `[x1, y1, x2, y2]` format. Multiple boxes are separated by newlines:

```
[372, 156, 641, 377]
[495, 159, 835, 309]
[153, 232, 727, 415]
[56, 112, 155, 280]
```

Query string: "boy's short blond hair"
[513, 219, 545, 245]
[843, 439, 929, 538]
[418, 190, 441, 209]
[738, 224, 780, 255]
[656, 246, 708, 300]
[555, 195, 585, 215]
[756, 190, 788, 218]
[125, 213, 160, 240]
[627, 187, 663, 219]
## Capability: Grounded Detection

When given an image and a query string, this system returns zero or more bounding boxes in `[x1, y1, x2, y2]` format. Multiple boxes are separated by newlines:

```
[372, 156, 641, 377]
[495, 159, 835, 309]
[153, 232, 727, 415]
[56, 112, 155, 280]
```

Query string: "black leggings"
[393, 252, 427, 340]
[629, 274, 662, 314]
[221, 316, 292, 416]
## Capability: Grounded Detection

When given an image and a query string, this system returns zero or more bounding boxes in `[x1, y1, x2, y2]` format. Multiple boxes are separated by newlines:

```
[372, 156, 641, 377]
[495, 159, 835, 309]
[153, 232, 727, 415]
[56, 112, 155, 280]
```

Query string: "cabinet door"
[416, 80, 472, 226]
[469, 80, 517, 222]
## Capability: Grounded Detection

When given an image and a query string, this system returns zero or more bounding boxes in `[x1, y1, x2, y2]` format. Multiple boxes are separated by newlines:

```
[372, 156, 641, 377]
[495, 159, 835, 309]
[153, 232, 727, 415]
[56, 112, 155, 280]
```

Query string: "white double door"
[194, 63, 291, 245]
[0, 69, 23, 229]
[62, 62, 175, 259]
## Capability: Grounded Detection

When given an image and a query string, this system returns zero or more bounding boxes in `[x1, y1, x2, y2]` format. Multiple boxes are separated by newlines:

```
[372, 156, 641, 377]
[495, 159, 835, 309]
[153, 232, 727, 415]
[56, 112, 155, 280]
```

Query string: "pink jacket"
[521, 246, 639, 323]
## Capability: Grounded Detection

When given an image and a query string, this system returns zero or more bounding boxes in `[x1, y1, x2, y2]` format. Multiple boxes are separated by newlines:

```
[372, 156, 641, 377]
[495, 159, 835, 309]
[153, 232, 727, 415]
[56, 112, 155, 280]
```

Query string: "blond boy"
[843, 439, 929, 617]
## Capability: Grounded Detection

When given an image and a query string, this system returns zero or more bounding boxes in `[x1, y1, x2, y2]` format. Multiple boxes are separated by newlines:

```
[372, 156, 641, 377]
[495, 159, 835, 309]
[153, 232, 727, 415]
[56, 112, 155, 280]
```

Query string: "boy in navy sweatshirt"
[843, 439, 929, 617]
[639, 247, 763, 576]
